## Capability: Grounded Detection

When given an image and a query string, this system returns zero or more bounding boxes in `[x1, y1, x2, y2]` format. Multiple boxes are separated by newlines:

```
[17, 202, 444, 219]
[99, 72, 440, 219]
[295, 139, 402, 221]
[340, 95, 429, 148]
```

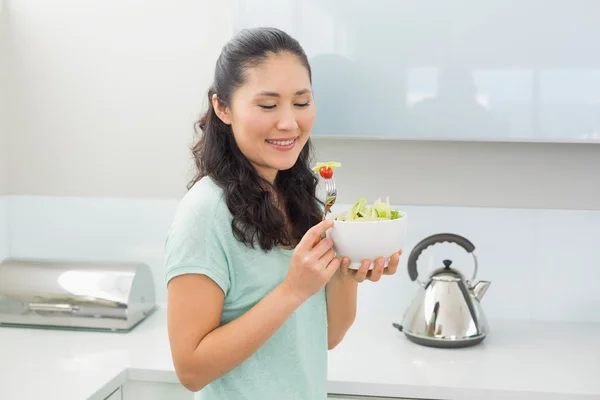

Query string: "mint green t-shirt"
[164, 176, 328, 400]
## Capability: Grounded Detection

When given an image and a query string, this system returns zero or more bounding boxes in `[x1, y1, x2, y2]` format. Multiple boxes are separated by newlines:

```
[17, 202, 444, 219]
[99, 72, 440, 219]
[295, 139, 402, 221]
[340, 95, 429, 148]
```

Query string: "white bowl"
[326, 211, 409, 270]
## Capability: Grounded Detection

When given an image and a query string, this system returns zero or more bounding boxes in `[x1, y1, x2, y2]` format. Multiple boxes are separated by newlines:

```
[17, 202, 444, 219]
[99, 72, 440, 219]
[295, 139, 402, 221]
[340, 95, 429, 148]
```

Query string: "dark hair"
[189, 27, 322, 251]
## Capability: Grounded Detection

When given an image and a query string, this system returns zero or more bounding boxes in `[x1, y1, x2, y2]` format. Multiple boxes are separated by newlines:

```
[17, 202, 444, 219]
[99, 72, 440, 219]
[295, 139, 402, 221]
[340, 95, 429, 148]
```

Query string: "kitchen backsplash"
[4, 195, 600, 324]
[0, 197, 8, 261]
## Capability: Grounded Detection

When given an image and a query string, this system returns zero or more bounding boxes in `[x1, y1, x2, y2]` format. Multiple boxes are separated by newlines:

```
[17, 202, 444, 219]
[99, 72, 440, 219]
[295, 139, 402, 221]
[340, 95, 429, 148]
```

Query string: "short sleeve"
[164, 183, 231, 296]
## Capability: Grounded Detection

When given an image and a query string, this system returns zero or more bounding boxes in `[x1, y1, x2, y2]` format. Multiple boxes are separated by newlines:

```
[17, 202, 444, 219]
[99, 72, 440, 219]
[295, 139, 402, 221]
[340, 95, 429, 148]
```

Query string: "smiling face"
[212, 52, 316, 183]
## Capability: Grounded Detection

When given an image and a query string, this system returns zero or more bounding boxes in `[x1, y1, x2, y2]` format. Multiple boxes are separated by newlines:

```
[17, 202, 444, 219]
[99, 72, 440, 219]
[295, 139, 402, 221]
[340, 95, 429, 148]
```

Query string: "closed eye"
[259, 103, 310, 110]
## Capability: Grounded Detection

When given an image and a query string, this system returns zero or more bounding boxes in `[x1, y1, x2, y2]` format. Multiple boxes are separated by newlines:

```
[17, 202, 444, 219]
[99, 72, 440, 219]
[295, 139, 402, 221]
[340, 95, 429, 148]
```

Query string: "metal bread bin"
[0, 258, 157, 332]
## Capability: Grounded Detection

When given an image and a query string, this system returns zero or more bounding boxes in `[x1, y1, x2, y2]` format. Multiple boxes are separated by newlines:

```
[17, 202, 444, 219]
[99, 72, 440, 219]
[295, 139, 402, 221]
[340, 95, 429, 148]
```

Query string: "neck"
[254, 164, 278, 185]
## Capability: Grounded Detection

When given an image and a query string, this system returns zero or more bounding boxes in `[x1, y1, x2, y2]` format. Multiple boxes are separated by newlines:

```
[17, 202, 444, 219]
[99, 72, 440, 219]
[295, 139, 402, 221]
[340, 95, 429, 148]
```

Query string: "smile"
[265, 138, 297, 146]
[265, 137, 298, 152]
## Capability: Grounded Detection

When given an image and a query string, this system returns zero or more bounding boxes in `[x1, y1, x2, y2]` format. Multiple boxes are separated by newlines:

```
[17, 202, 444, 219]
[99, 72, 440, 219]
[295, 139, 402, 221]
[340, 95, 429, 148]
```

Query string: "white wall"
[313, 138, 600, 210]
[1, 0, 10, 260]
[4, 0, 600, 210]
[2, 1, 600, 323]
[7, 196, 600, 324]
[1, 0, 9, 195]
[0, 198, 7, 261]
[5, 0, 232, 198]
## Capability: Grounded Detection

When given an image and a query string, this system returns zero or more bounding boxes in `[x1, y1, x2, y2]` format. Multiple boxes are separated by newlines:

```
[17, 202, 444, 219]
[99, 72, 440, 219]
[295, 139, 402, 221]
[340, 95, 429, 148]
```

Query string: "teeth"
[267, 139, 295, 146]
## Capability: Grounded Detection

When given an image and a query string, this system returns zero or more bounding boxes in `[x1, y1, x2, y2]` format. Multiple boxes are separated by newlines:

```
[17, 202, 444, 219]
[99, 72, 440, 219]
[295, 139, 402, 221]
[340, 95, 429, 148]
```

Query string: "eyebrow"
[256, 89, 311, 97]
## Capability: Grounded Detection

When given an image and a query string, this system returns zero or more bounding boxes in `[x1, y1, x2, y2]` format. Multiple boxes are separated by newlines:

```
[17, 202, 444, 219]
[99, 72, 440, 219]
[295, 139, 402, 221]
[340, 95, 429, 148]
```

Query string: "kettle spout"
[471, 281, 491, 302]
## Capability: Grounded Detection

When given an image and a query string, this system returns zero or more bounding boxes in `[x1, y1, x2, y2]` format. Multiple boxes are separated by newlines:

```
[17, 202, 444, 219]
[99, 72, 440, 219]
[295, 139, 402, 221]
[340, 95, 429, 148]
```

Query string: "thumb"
[300, 219, 334, 250]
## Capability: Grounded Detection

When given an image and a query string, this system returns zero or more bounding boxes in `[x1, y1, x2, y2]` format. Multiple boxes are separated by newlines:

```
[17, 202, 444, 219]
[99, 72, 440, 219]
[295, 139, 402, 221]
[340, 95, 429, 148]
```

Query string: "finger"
[354, 260, 371, 283]
[324, 256, 342, 279]
[340, 257, 355, 278]
[384, 252, 401, 275]
[298, 220, 334, 250]
[317, 249, 337, 269]
[340, 257, 351, 274]
[311, 237, 334, 259]
[369, 257, 386, 282]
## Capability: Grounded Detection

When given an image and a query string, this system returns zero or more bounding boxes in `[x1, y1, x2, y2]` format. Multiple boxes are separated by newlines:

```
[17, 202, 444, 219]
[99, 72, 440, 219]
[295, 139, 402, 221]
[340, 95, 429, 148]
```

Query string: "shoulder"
[180, 176, 225, 214]
[171, 177, 230, 227]
[166, 176, 234, 249]
[164, 176, 234, 291]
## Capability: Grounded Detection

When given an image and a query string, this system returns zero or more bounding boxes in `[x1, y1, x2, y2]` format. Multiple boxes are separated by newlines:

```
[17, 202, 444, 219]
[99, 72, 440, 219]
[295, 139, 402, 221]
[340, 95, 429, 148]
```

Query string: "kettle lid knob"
[443, 259, 452, 269]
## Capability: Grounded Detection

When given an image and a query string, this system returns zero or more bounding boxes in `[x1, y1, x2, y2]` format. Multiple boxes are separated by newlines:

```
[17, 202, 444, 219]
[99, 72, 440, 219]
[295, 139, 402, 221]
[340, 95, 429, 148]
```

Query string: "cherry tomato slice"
[319, 166, 333, 179]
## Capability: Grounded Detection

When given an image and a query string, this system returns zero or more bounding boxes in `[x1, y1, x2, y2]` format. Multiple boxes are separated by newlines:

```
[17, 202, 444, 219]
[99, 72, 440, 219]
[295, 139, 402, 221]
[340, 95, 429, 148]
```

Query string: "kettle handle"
[407, 233, 476, 282]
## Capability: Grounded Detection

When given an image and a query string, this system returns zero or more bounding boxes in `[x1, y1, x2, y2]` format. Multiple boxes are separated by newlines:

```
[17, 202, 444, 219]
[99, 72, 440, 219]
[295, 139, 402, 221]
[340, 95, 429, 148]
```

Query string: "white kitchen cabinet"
[104, 387, 122, 400]
[122, 380, 193, 400]
[121, 381, 420, 400]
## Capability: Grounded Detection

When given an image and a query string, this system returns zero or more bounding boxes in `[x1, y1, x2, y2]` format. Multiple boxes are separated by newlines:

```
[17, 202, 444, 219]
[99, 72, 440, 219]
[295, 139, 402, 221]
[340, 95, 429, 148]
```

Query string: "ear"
[212, 94, 232, 125]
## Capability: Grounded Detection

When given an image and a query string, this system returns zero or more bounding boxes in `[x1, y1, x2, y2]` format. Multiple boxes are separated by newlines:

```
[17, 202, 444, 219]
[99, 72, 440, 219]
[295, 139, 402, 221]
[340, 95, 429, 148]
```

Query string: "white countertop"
[0, 308, 599, 400]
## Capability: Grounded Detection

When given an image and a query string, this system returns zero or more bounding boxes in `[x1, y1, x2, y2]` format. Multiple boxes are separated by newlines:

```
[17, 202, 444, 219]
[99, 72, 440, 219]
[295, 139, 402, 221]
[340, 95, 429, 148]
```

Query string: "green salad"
[335, 197, 403, 221]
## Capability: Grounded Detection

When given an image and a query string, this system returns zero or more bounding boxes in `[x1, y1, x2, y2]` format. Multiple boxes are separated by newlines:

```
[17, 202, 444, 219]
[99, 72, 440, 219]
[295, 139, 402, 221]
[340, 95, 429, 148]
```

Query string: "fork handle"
[320, 204, 333, 239]
[322, 204, 332, 221]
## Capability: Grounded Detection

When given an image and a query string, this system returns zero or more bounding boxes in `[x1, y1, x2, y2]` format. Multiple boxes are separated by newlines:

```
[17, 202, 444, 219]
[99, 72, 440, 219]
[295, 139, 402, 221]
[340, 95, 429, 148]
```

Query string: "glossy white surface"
[0, 308, 598, 400]
[233, 0, 600, 143]
[329, 313, 600, 400]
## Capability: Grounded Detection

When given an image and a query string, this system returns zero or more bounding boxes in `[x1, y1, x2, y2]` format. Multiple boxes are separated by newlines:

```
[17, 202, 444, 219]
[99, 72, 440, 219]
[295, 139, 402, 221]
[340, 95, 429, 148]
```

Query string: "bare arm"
[167, 220, 340, 392]
[325, 260, 358, 350]
[167, 275, 303, 392]
[325, 252, 403, 349]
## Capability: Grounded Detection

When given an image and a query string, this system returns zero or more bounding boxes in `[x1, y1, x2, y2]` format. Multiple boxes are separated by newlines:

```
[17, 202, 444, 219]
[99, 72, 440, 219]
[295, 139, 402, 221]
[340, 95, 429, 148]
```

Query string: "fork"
[320, 177, 337, 240]
[322, 177, 337, 220]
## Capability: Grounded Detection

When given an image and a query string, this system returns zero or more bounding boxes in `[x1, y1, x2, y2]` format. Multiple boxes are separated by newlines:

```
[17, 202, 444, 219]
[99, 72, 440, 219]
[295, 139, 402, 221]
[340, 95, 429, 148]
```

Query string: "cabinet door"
[328, 395, 420, 400]
[104, 387, 122, 400]
[122, 381, 192, 400]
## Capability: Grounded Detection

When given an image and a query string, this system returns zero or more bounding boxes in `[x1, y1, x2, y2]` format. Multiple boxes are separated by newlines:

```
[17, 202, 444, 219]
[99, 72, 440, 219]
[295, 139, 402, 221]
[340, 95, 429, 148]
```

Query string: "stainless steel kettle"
[393, 233, 491, 348]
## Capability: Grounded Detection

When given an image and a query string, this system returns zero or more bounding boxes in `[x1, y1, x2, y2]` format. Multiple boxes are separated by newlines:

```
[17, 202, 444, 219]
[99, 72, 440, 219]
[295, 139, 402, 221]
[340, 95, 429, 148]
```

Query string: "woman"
[164, 27, 402, 399]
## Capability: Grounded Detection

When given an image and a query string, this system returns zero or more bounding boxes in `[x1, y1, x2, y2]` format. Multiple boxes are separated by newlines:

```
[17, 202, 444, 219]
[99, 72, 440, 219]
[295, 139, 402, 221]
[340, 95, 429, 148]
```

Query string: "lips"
[265, 137, 298, 152]
[265, 138, 296, 146]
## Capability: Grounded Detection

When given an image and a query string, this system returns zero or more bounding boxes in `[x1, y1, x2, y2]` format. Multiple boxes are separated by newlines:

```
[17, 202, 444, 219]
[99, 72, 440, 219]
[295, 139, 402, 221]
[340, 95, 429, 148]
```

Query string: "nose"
[276, 107, 299, 131]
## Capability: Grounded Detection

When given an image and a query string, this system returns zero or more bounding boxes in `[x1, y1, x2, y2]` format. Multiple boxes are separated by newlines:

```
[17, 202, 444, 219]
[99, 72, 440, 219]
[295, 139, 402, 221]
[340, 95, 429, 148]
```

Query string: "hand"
[281, 220, 342, 302]
[339, 250, 403, 283]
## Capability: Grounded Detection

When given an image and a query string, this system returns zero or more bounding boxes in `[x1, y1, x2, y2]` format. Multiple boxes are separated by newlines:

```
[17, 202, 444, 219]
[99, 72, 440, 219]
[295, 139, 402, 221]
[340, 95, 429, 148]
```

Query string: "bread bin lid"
[0, 258, 156, 332]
